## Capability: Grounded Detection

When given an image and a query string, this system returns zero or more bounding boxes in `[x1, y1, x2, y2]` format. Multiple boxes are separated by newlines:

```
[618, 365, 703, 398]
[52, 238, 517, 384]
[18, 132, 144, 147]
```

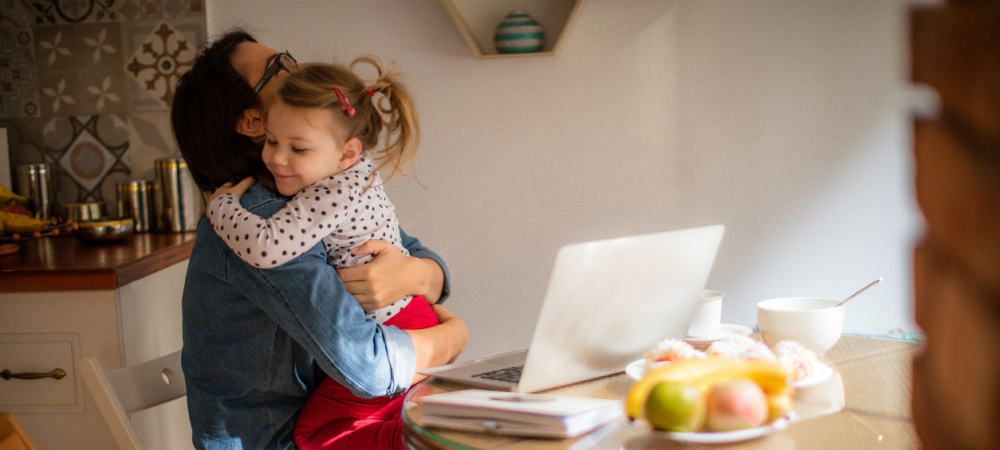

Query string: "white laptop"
[419, 224, 725, 393]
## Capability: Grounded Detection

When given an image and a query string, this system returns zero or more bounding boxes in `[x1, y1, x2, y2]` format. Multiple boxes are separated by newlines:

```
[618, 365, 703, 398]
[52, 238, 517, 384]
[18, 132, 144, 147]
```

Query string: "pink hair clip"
[367, 87, 375, 97]
[332, 87, 355, 117]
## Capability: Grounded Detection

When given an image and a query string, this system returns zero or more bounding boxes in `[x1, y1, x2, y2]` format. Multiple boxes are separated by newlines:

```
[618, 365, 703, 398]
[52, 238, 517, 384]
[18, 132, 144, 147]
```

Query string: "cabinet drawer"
[0, 333, 84, 413]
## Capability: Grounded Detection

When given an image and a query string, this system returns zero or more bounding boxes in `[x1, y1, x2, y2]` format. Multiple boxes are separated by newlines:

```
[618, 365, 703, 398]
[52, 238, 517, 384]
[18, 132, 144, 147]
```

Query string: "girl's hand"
[209, 177, 254, 203]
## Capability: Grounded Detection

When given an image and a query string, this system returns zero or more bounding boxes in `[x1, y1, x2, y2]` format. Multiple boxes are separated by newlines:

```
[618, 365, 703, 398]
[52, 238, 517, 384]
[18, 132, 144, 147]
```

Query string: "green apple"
[644, 381, 706, 432]
[766, 391, 793, 422]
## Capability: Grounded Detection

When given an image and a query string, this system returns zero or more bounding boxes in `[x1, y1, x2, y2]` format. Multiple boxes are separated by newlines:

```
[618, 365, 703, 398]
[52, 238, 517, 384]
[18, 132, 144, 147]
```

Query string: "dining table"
[401, 333, 923, 449]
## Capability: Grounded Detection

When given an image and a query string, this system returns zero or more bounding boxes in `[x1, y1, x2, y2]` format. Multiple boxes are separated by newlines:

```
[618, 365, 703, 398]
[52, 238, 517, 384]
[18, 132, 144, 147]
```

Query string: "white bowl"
[756, 297, 844, 355]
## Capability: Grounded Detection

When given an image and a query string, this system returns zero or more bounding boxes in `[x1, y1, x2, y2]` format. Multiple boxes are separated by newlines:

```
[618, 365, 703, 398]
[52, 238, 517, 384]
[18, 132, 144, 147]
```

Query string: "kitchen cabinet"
[0, 233, 195, 449]
[439, 0, 584, 59]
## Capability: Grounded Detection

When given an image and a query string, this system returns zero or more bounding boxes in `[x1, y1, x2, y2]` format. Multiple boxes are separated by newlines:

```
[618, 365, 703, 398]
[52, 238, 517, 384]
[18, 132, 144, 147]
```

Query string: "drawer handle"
[1, 368, 67, 380]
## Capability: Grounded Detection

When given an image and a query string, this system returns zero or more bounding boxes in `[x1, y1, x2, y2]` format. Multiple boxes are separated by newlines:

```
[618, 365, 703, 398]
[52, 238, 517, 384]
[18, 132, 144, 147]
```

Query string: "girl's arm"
[207, 179, 349, 268]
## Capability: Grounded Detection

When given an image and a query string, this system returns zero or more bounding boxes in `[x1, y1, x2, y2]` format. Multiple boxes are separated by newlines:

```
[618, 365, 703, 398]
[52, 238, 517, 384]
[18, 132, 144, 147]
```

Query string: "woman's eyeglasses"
[252, 51, 298, 94]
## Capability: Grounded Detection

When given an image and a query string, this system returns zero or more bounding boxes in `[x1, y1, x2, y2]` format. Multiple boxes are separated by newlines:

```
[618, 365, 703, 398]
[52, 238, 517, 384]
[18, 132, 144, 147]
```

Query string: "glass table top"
[402, 334, 922, 449]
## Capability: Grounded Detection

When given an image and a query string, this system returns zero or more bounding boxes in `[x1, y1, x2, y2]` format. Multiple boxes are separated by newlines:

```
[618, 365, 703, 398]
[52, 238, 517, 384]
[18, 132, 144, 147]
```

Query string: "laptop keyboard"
[471, 364, 523, 383]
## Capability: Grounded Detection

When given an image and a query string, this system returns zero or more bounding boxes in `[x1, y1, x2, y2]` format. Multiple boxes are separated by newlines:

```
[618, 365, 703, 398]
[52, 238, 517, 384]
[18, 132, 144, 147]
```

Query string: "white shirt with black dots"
[207, 155, 412, 323]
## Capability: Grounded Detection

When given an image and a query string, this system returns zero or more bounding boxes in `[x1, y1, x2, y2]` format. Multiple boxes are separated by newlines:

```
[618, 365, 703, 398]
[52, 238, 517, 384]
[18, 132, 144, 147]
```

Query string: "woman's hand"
[338, 240, 445, 310]
[209, 177, 254, 203]
[431, 305, 466, 364]
[408, 304, 468, 382]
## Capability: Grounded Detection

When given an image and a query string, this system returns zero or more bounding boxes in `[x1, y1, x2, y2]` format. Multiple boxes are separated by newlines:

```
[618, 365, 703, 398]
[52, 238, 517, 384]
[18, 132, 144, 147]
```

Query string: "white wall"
[206, 0, 921, 360]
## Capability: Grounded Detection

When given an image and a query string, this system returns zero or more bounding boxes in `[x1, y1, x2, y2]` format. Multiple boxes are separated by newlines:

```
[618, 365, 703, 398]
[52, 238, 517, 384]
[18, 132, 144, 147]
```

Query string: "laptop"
[419, 224, 725, 393]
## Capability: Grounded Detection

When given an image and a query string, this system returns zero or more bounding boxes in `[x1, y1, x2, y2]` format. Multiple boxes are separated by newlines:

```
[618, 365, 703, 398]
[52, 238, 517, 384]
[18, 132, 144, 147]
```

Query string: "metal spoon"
[838, 277, 883, 307]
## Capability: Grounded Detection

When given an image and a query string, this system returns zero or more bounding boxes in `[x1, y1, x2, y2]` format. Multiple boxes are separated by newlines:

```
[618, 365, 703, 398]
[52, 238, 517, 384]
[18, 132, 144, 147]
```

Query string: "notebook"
[418, 389, 622, 438]
[419, 224, 725, 393]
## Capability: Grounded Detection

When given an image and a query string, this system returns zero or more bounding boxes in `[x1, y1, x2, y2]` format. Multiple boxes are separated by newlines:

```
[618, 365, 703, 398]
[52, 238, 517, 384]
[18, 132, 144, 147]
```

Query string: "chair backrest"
[77, 350, 186, 450]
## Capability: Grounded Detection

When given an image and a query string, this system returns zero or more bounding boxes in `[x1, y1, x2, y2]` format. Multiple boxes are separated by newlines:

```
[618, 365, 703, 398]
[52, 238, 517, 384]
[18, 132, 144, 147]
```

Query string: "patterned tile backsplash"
[0, 0, 206, 217]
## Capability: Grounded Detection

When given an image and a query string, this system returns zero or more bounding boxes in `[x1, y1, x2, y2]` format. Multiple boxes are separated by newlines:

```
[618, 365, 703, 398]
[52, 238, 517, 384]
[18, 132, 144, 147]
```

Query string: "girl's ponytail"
[272, 57, 421, 183]
[353, 57, 420, 182]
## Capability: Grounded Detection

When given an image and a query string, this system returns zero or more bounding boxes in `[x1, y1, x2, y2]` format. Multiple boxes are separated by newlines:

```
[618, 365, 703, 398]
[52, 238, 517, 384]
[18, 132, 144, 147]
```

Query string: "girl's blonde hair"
[271, 57, 419, 181]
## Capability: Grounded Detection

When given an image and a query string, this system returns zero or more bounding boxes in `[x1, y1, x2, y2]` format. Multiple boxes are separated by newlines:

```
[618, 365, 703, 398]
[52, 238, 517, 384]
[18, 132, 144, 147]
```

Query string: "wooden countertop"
[0, 232, 196, 292]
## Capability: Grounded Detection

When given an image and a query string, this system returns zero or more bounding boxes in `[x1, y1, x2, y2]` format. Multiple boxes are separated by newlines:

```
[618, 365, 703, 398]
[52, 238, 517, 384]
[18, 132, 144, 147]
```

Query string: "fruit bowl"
[639, 413, 795, 444]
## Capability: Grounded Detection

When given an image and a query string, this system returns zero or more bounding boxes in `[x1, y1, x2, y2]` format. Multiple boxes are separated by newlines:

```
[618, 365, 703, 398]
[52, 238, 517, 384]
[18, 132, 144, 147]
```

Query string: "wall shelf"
[438, 0, 584, 59]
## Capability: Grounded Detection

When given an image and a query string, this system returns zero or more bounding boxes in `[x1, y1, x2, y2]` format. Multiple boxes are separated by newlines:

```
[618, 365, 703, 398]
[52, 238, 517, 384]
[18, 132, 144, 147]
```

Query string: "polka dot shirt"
[207, 155, 412, 323]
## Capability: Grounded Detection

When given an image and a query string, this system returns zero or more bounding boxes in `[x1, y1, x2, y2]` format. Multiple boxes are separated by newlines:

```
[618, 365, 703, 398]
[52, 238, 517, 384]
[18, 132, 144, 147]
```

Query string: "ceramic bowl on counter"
[75, 217, 134, 243]
[756, 297, 845, 355]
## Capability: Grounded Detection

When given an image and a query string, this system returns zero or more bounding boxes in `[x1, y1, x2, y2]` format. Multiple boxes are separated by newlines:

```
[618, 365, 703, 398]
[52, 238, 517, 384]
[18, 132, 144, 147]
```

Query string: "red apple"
[705, 378, 769, 431]
[1, 205, 32, 216]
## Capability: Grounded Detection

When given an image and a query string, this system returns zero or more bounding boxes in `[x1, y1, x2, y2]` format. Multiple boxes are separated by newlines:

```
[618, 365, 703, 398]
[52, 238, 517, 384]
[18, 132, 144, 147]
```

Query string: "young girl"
[207, 59, 440, 449]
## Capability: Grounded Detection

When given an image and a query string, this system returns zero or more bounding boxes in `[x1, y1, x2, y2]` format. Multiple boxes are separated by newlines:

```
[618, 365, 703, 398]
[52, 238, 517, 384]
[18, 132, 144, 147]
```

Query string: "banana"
[625, 358, 744, 420]
[0, 184, 29, 206]
[689, 360, 794, 396]
[625, 357, 796, 420]
[0, 210, 55, 234]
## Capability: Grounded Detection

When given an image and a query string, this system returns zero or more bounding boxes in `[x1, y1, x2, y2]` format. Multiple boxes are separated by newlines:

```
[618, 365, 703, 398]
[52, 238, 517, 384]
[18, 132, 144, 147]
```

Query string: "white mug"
[687, 290, 724, 338]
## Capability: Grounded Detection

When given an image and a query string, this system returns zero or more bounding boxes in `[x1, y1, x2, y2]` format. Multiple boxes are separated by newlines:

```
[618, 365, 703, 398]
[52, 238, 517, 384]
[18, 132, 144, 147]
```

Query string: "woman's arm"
[338, 228, 450, 310]
[399, 228, 450, 303]
[225, 185, 415, 398]
[406, 304, 467, 383]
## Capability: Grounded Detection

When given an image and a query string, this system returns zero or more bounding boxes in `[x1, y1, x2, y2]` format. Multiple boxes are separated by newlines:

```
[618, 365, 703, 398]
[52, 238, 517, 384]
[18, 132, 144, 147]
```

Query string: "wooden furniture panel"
[0, 334, 81, 414]
[0, 260, 190, 449]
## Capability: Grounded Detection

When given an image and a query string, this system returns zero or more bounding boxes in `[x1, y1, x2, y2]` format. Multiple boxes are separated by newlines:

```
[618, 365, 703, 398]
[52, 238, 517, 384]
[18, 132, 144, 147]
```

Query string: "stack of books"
[418, 389, 623, 438]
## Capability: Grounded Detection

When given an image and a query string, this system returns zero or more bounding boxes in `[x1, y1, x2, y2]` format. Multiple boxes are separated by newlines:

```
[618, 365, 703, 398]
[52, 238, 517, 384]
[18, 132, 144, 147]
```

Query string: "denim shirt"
[182, 184, 450, 449]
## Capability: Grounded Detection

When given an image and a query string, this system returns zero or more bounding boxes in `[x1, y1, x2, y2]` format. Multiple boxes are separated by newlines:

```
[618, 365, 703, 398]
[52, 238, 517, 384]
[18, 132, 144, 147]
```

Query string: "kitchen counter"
[0, 232, 196, 292]
[1, 231, 194, 448]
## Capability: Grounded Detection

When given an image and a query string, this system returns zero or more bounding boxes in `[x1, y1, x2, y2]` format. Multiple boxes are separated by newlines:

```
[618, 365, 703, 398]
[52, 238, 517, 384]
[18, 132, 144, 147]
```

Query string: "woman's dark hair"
[171, 29, 273, 192]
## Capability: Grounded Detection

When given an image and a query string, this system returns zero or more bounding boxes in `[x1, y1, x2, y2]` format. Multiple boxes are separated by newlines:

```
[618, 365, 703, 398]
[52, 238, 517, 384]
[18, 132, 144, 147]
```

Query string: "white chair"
[77, 351, 186, 450]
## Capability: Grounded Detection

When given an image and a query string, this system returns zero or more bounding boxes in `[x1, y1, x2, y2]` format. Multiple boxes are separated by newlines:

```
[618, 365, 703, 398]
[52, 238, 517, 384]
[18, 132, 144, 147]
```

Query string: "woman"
[171, 29, 467, 449]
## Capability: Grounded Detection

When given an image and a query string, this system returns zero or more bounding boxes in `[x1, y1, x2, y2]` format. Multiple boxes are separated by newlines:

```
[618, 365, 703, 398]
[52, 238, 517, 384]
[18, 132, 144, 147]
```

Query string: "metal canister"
[154, 158, 204, 232]
[116, 180, 157, 232]
[15, 163, 53, 219]
[65, 202, 104, 222]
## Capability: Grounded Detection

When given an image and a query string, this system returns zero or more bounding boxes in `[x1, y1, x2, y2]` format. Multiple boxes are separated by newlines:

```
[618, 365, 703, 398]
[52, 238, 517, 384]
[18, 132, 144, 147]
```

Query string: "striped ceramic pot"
[494, 10, 545, 54]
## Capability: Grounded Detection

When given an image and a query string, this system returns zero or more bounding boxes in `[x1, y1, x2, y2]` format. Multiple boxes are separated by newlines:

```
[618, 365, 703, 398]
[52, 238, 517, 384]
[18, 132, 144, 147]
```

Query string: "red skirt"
[293, 297, 440, 449]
